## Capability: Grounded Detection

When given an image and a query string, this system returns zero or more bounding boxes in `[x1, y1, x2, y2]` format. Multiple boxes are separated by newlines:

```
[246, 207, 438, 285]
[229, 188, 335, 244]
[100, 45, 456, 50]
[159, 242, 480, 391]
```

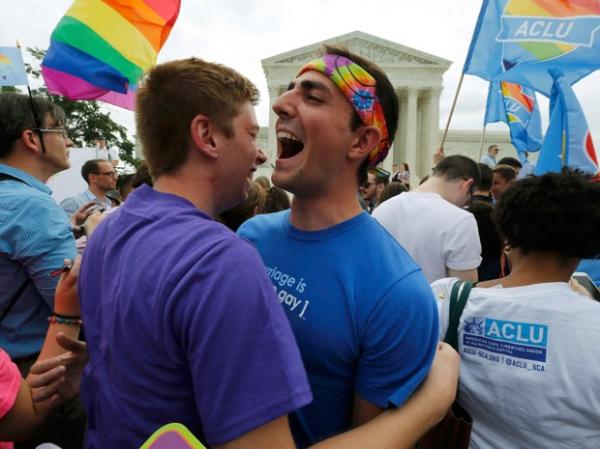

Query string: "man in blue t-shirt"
[238, 46, 439, 447]
[79, 57, 457, 449]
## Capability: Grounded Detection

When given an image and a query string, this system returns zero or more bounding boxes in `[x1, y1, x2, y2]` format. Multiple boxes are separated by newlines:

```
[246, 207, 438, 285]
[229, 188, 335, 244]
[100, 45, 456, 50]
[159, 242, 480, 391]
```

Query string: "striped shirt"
[59, 188, 113, 217]
[0, 164, 76, 358]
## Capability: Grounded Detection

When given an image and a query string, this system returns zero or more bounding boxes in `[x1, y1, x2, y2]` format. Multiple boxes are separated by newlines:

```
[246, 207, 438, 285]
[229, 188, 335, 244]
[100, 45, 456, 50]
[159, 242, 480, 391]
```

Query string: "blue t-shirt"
[238, 210, 439, 448]
[79, 186, 312, 448]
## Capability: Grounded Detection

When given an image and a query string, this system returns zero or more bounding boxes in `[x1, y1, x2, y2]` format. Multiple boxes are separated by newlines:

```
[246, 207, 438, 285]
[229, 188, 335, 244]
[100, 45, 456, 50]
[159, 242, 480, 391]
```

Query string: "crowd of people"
[0, 43, 599, 449]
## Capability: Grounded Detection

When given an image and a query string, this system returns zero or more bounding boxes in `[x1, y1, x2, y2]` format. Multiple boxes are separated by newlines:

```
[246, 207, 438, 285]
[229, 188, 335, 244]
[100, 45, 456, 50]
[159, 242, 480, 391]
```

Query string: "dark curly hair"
[493, 172, 600, 258]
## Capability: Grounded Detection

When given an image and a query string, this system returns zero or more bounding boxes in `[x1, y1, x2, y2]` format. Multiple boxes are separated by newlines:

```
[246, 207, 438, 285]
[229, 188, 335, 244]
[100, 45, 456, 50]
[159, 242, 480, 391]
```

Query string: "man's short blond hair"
[136, 58, 259, 178]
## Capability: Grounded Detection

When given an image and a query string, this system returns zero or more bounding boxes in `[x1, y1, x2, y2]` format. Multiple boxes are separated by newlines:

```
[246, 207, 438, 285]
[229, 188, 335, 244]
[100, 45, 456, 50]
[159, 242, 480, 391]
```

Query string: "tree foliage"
[22, 47, 140, 167]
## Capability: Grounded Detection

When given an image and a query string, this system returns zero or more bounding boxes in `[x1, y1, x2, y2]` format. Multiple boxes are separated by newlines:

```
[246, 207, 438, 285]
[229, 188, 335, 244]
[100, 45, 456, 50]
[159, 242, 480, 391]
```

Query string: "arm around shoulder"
[312, 343, 459, 449]
[215, 343, 459, 449]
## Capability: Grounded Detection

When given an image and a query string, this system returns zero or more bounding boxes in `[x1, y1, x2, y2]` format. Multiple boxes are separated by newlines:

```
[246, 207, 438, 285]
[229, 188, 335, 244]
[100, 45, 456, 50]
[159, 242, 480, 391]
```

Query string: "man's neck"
[0, 156, 52, 183]
[89, 185, 109, 201]
[414, 178, 444, 197]
[290, 190, 364, 231]
[153, 170, 218, 218]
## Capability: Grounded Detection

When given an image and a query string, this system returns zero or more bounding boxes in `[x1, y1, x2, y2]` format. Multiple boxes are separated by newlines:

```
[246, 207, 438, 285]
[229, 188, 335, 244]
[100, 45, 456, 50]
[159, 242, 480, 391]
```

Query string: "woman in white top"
[432, 172, 600, 449]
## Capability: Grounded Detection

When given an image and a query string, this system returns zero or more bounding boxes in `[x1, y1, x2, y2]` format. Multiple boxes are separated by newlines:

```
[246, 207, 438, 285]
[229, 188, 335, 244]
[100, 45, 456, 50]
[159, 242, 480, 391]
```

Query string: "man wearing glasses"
[0, 92, 89, 447]
[60, 159, 117, 217]
[359, 167, 390, 213]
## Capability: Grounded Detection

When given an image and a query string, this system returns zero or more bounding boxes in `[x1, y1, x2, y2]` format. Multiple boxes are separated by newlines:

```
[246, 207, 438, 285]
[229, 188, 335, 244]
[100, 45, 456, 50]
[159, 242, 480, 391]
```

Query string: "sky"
[3, 0, 600, 144]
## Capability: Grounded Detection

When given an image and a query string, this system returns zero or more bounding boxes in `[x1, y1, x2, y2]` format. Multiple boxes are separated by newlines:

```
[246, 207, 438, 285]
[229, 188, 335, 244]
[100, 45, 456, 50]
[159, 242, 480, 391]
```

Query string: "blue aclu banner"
[484, 80, 542, 155]
[464, 0, 600, 96]
[535, 71, 599, 176]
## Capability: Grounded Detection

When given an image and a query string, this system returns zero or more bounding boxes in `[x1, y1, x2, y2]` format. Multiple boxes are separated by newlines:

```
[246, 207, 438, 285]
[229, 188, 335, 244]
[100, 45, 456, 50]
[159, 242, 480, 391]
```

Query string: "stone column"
[429, 88, 441, 168]
[420, 89, 433, 175]
[395, 89, 407, 165]
[405, 88, 418, 182]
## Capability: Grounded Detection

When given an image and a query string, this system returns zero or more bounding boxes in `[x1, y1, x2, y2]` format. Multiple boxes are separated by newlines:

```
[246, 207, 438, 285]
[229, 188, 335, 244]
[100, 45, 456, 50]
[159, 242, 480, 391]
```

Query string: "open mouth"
[277, 131, 304, 159]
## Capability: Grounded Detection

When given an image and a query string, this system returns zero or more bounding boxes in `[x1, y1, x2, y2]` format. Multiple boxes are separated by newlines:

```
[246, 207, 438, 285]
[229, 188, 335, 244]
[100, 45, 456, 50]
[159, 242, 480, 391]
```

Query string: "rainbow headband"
[297, 54, 390, 168]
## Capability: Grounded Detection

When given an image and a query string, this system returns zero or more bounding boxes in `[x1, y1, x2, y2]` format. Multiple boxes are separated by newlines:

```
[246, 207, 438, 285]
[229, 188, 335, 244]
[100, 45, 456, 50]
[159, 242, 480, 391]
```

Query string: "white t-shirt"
[95, 146, 119, 162]
[432, 278, 600, 449]
[373, 192, 481, 282]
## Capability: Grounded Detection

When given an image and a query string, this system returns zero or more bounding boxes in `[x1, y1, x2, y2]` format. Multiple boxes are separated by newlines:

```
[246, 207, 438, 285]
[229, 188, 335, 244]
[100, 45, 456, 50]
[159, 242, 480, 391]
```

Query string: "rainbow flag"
[484, 80, 542, 158]
[41, 0, 180, 109]
[464, 0, 600, 95]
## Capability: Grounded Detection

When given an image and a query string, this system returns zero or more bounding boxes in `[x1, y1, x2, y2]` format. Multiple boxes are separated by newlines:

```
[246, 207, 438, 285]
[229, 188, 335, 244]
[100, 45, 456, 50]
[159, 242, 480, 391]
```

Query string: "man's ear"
[190, 114, 219, 160]
[19, 129, 42, 154]
[463, 178, 474, 194]
[348, 126, 381, 162]
[376, 183, 385, 196]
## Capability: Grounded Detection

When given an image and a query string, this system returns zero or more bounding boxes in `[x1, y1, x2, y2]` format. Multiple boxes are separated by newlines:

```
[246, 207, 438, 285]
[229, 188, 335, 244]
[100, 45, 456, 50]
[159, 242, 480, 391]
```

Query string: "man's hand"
[82, 209, 108, 237]
[54, 257, 81, 315]
[28, 333, 88, 404]
[433, 147, 445, 166]
[417, 342, 460, 422]
[70, 201, 98, 227]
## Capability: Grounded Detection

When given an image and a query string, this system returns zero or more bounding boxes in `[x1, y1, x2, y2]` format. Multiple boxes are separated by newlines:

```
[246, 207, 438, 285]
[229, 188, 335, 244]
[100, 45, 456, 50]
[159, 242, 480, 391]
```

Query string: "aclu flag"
[464, 0, 600, 95]
[535, 72, 599, 176]
[484, 80, 542, 158]
[0, 47, 28, 86]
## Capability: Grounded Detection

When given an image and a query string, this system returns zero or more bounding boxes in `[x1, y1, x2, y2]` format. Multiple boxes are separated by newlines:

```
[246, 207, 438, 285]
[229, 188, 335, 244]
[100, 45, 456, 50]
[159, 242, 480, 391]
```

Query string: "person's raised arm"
[30, 256, 87, 403]
[311, 343, 458, 449]
[0, 258, 87, 440]
[214, 343, 459, 449]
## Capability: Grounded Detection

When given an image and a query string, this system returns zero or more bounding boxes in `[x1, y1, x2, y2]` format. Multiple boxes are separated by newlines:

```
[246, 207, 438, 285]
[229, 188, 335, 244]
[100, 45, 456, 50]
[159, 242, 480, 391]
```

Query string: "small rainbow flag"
[0, 47, 28, 86]
[41, 0, 180, 110]
[139, 423, 207, 449]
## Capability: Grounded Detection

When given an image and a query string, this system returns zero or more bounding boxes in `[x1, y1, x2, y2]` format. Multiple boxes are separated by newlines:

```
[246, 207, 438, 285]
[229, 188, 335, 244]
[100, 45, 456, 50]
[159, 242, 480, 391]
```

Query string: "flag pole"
[17, 40, 46, 153]
[439, 72, 465, 149]
[560, 131, 567, 169]
[478, 124, 487, 162]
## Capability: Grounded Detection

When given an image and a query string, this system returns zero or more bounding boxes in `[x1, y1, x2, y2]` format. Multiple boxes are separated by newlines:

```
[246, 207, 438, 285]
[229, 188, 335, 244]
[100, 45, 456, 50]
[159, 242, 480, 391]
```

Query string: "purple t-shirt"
[79, 185, 312, 448]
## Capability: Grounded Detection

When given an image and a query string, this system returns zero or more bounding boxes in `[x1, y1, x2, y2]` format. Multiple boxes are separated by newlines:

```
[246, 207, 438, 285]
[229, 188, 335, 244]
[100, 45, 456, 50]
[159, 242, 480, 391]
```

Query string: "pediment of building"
[262, 31, 452, 68]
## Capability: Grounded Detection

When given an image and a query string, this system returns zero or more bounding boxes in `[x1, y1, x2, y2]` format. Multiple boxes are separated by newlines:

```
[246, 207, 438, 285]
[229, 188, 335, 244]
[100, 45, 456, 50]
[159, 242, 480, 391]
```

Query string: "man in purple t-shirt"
[79, 57, 458, 449]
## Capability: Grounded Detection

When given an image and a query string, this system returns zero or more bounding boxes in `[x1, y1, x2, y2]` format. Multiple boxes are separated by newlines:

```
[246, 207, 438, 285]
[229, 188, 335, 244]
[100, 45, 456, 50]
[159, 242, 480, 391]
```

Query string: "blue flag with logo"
[484, 80, 542, 159]
[535, 72, 599, 176]
[0, 47, 28, 86]
[464, 0, 600, 95]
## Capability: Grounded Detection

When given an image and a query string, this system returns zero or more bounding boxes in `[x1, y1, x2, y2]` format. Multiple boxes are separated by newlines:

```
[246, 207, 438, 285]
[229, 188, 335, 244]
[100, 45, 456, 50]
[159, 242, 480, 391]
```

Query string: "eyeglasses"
[95, 171, 117, 178]
[35, 128, 70, 139]
[362, 181, 376, 188]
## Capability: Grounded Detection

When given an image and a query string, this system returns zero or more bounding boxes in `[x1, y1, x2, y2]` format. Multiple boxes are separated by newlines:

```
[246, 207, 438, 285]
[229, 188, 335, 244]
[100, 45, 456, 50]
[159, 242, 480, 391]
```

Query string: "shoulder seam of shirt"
[361, 266, 426, 334]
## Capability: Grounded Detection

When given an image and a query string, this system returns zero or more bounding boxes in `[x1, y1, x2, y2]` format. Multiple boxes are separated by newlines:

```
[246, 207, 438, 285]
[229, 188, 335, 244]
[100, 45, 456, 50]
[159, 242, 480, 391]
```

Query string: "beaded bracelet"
[47, 316, 82, 326]
[51, 312, 81, 320]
